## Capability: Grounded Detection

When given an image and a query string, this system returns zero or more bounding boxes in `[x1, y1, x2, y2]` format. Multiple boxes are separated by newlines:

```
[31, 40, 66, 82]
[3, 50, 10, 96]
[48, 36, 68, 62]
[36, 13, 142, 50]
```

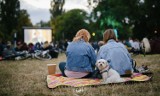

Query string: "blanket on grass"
[47, 73, 151, 88]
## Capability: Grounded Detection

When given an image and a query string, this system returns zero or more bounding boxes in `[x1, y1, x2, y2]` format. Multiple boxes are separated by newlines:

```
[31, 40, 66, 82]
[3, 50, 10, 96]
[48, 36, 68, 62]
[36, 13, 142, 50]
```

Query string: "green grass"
[0, 53, 160, 96]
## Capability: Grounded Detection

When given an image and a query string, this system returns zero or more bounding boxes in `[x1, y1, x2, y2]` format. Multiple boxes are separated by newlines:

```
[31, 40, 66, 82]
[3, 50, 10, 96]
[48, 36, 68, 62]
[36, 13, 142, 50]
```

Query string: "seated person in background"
[42, 41, 52, 50]
[15, 41, 28, 52]
[59, 29, 97, 78]
[2, 41, 17, 59]
[97, 29, 133, 76]
[28, 43, 34, 53]
[34, 42, 42, 50]
[132, 39, 141, 54]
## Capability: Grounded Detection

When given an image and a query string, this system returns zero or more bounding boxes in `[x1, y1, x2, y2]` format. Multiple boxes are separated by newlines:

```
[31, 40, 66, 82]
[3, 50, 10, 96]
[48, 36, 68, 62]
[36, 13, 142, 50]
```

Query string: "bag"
[49, 49, 59, 58]
[91, 68, 102, 79]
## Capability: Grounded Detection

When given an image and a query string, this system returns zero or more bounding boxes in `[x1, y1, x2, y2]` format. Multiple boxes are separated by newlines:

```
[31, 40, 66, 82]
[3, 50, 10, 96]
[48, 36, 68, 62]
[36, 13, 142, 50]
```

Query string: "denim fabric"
[97, 39, 133, 75]
[59, 62, 101, 78]
[59, 62, 67, 77]
[65, 39, 96, 72]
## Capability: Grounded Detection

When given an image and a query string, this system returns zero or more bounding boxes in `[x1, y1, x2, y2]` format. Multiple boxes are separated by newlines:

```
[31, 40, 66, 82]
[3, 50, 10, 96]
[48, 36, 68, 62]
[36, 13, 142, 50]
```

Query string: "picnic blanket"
[47, 73, 152, 88]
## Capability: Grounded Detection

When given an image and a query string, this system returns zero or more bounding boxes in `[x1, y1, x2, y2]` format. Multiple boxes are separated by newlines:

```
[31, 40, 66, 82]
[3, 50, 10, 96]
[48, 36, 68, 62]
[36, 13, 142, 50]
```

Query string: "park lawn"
[0, 53, 160, 96]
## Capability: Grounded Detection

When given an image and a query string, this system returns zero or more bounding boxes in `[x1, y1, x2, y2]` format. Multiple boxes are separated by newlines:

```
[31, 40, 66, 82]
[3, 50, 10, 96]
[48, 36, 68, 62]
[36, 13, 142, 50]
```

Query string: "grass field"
[0, 53, 160, 96]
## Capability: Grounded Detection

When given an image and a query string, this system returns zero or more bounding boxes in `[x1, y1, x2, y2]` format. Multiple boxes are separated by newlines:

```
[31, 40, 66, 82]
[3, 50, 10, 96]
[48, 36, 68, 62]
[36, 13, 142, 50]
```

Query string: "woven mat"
[47, 73, 151, 88]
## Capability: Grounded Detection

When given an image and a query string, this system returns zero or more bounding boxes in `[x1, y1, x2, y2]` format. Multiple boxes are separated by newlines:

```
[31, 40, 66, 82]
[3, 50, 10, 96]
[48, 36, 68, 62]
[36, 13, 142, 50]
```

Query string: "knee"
[59, 62, 66, 68]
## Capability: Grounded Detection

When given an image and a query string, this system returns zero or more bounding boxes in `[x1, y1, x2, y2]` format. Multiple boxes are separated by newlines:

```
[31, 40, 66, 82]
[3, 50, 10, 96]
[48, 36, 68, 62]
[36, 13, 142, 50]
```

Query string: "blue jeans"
[59, 62, 67, 77]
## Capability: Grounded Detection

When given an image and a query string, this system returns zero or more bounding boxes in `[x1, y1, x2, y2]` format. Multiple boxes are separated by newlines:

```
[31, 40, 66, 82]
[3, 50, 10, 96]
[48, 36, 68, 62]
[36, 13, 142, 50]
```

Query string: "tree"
[0, 0, 20, 40]
[89, 0, 160, 40]
[16, 9, 32, 40]
[89, 0, 138, 40]
[50, 0, 65, 20]
[50, 0, 65, 39]
[55, 9, 89, 40]
[133, 0, 160, 39]
[35, 20, 50, 27]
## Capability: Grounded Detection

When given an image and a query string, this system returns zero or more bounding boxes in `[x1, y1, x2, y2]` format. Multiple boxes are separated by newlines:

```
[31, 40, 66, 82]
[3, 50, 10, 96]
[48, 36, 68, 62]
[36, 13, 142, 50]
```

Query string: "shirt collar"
[108, 39, 116, 42]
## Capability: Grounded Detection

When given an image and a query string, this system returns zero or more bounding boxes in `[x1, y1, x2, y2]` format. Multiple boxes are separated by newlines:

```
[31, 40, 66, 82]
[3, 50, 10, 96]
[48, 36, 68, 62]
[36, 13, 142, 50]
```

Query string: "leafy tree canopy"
[54, 9, 89, 40]
[89, 0, 160, 40]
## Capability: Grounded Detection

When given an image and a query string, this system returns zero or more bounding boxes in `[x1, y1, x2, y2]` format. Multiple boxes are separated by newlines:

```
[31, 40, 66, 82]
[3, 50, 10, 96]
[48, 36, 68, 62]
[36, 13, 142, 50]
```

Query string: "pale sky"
[20, 0, 90, 25]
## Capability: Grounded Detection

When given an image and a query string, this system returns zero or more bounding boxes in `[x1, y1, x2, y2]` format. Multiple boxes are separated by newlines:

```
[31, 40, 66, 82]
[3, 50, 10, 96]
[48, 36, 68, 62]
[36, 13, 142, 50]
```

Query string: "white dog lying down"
[96, 59, 125, 84]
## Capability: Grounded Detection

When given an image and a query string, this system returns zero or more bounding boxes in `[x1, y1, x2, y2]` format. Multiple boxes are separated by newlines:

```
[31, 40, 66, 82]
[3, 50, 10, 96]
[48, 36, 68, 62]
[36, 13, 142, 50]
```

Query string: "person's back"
[98, 40, 132, 75]
[97, 29, 133, 75]
[66, 39, 95, 72]
[59, 29, 96, 78]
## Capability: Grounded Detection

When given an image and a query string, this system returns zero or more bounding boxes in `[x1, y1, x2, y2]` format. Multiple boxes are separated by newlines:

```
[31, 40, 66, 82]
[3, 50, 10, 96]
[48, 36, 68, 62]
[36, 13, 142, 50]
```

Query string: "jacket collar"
[107, 39, 116, 43]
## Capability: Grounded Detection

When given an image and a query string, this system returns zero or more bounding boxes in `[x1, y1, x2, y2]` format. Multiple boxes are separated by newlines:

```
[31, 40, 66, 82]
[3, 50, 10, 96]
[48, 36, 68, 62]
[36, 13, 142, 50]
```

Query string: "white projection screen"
[24, 27, 52, 44]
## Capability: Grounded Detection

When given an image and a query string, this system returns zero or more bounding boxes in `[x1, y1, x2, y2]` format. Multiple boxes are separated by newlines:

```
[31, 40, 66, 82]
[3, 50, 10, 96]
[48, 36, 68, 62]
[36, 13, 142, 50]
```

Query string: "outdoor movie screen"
[24, 28, 52, 44]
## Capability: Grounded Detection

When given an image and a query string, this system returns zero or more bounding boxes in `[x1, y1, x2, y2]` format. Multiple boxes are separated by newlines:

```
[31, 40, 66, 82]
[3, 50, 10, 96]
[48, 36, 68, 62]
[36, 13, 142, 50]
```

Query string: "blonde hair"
[43, 41, 49, 49]
[73, 29, 91, 42]
[103, 29, 116, 43]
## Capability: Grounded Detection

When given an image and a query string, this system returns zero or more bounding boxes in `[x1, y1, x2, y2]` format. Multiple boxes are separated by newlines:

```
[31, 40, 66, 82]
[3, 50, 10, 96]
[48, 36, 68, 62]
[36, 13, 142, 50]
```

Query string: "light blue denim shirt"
[66, 39, 96, 72]
[97, 39, 133, 75]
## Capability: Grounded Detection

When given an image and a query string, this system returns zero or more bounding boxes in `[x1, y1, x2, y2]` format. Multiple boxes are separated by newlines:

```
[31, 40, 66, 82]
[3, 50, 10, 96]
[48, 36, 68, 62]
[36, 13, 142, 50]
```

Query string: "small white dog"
[96, 59, 125, 84]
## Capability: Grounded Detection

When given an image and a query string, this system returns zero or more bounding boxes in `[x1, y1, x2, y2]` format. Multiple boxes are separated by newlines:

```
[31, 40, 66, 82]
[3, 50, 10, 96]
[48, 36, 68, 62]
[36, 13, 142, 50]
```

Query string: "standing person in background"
[59, 29, 97, 78]
[97, 29, 133, 76]
[141, 37, 151, 54]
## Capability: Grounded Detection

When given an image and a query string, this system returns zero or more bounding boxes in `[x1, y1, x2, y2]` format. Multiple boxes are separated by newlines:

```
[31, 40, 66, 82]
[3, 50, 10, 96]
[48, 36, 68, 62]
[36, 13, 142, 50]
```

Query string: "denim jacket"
[66, 39, 96, 72]
[97, 39, 133, 75]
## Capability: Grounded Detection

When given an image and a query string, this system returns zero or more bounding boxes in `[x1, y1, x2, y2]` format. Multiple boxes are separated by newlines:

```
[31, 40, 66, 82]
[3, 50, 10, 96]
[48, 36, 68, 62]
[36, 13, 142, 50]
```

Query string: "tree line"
[0, 0, 159, 42]
[0, 0, 32, 40]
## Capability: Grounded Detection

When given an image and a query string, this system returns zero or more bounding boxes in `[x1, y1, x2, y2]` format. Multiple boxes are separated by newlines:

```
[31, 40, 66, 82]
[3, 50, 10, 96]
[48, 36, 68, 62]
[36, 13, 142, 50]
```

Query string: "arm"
[88, 45, 97, 68]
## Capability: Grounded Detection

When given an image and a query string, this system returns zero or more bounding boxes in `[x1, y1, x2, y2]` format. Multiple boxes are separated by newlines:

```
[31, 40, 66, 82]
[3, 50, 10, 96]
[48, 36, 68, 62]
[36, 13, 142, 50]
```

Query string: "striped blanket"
[47, 73, 151, 88]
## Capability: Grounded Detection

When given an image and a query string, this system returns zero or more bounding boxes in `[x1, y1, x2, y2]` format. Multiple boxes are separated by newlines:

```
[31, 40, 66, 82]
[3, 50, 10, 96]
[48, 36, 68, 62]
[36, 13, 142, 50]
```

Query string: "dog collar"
[100, 67, 110, 74]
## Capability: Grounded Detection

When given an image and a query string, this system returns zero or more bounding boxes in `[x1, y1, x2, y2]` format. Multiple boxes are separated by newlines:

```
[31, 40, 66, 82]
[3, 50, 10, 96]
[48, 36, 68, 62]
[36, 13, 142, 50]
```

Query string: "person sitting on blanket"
[97, 29, 134, 76]
[59, 29, 97, 78]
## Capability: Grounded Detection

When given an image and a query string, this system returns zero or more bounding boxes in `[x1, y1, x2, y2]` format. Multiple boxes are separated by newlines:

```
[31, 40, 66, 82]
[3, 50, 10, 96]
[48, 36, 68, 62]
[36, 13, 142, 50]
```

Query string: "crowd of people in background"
[0, 35, 160, 61]
[122, 37, 148, 55]
[0, 39, 71, 60]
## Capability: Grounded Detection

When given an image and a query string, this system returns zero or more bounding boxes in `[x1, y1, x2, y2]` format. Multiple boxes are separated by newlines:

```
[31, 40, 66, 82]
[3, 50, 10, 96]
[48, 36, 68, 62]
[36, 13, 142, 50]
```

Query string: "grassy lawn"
[0, 53, 160, 96]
